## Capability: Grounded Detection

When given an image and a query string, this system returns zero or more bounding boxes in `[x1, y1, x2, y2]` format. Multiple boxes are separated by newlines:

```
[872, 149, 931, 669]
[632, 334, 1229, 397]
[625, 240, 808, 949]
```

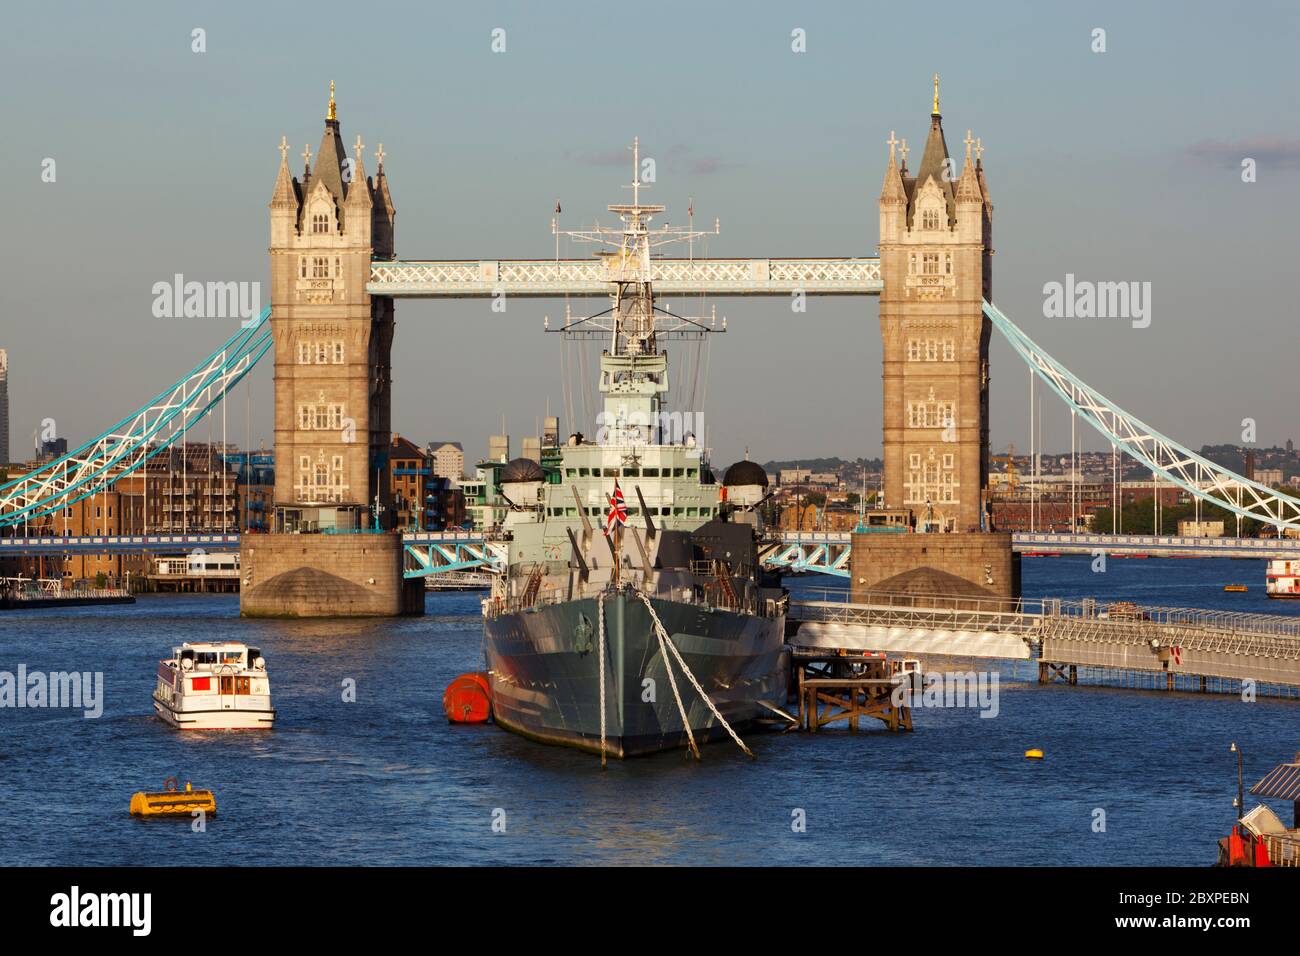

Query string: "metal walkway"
[368, 257, 883, 297]
[789, 589, 1300, 688]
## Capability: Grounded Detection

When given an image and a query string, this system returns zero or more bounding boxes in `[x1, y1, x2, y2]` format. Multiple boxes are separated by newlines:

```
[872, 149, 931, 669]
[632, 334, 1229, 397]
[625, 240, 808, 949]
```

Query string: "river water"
[1, 556, 1296, 865]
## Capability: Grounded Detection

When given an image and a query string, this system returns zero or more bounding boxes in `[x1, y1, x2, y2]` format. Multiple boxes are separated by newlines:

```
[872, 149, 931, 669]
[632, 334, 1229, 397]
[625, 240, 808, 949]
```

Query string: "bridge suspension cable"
[0, 309, 273, 530]
[986, 300, 1300, 532]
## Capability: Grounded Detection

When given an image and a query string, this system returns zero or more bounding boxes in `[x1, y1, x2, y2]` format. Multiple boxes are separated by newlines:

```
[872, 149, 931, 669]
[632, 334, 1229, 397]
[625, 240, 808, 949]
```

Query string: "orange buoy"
[443, 672, 491, 723]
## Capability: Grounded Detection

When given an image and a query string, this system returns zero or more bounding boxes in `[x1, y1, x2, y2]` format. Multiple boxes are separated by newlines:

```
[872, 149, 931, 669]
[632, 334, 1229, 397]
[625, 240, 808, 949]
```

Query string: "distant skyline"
[2, 0, 1298, 468]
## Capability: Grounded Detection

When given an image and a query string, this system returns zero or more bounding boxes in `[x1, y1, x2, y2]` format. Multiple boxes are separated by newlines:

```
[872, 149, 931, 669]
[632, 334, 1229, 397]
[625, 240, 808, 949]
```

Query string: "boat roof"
[1251, 756, 1300, 801]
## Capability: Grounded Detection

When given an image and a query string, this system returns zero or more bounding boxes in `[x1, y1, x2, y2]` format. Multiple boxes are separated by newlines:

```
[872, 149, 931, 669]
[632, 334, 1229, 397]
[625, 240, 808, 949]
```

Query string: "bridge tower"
[855, 78, 1017, 602]
[242, 85, 422, 617]
[878, 75, 992, 532]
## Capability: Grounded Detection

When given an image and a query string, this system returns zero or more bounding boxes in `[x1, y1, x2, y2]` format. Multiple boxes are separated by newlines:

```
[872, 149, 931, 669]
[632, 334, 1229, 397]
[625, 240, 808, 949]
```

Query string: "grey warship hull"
[484, 592, 787, 757]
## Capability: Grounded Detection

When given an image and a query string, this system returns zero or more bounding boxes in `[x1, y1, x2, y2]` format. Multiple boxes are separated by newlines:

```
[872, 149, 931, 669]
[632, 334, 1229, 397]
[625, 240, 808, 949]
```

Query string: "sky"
[1, 0, 1298, 468]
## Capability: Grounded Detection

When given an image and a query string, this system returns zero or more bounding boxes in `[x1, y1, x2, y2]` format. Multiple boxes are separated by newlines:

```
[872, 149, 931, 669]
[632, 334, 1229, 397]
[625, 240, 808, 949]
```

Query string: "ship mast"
[550, 139, 722, 447]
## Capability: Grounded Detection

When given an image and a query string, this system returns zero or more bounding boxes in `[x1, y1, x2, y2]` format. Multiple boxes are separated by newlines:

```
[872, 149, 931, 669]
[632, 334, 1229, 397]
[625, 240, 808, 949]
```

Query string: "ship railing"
[1260, 832, 1300, 867]
[2, 586, 130, 601]
[484, 582, 783, 620]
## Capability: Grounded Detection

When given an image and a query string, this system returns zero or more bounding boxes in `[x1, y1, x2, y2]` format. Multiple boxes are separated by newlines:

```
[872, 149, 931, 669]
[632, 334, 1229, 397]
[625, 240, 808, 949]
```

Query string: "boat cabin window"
[643, 468, 659, 477]
[235, 677, 251, 695]
[673, 468, 685, 477]
[578, 468, 590, 477]
[221, 650, 243, 665]
[566, 468, 577, 477]
[624, 468, 640, 477]
[603, 468, 619, 478]
[196, 651, 218, 666]
[686, 469, 697, 478]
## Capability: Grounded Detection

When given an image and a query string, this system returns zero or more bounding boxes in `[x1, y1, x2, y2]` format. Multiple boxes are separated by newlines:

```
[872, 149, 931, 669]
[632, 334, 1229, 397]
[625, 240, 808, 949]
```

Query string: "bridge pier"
[240, 534, 423, 618]
[849, 530, 1020, 604]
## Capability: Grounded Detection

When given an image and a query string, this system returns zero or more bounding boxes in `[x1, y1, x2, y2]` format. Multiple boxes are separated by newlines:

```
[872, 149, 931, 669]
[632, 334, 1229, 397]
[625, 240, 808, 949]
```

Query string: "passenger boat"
[1266, 559, 1300, 599]
[153, 641, 275, 729]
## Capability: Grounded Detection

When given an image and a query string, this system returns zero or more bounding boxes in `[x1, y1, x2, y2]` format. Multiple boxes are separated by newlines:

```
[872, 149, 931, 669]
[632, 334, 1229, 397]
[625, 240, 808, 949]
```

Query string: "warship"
[481, 141, 789, 759]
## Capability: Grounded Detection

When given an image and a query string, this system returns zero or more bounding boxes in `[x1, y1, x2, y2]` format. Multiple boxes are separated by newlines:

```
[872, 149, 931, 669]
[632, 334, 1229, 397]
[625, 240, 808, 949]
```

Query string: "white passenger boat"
[153, 641, 275, 729]
[1266, 559, 1300, 599]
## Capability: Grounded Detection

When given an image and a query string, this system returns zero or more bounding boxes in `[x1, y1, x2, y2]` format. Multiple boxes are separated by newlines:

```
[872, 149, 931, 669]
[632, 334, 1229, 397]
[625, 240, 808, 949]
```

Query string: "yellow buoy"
[1024, 748, 1044, 760]
[1224, 585, 1248, 593]
[129, 777, 216, 817]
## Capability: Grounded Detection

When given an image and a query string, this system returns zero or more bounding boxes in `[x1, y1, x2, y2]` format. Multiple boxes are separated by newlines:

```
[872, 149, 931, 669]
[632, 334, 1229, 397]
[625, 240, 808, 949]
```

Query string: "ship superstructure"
[481, 141, 787, 759]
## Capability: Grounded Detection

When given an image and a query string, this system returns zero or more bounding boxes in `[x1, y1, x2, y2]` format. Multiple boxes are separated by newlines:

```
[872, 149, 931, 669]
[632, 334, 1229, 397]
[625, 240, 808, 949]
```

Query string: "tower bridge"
[3, 78, 1300, 618]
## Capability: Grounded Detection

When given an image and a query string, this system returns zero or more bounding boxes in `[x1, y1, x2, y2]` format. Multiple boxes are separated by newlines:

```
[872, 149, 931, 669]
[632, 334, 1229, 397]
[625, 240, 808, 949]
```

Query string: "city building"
[1, 442, 240, 584]
[225, 450, 274, 533]
[1179, 519, 1225, 537]
[461, 462, 509, 533]
[388, 434, 432, 531]
[778, 468, 839, 487]
[41, 437, 68, 458]
[428, 440, 464, 480]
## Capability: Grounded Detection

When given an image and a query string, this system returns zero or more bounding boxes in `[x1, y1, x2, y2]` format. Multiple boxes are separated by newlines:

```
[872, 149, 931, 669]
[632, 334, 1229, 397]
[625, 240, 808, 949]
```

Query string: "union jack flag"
[603, 480, 628, 535]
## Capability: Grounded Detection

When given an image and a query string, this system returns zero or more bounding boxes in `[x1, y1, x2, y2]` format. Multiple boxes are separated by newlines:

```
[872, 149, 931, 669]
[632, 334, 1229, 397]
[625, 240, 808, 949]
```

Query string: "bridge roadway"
[765, 531, 1300, 577]
[0, 530, 486, 555]
[5, 529, 1299, 568]
[0, 531, 498, 581]
[789, 589, 1300, 689]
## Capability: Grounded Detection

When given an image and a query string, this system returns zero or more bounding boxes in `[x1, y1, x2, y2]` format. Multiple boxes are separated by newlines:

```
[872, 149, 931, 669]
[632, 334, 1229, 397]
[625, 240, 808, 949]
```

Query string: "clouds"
[1185, 137, 1300, 169]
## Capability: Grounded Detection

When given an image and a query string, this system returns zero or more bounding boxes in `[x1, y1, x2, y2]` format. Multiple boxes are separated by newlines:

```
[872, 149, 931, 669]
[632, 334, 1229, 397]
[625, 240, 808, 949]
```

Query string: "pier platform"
[792, 650, 913, 733]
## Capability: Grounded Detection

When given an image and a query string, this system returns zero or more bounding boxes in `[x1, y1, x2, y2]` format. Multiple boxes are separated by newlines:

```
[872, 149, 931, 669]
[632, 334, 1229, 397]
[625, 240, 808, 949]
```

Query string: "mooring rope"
[634, 590, 754, 759]
[648, 597, 700, 761]
[597, 589, 608, 768]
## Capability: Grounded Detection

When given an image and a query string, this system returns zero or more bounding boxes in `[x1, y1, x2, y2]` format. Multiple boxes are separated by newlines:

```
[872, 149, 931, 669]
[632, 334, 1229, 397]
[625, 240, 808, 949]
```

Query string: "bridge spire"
[270, 135, 296, 208]
[880, 131, 906, 204]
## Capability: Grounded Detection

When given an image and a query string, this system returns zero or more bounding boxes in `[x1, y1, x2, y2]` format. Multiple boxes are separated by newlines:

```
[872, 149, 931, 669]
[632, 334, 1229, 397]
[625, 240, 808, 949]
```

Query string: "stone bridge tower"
[853, 78, 1017, 603]
[243, 86, 422, 617]
[878, 76, 992, 533]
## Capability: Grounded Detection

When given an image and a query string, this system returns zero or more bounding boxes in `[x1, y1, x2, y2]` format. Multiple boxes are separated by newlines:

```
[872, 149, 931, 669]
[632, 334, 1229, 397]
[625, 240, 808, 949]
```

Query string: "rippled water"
[1, 556, 1296, 865]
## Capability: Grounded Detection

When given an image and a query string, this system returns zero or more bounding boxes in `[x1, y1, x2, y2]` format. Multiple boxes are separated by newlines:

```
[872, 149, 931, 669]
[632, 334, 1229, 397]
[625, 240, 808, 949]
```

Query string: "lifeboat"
[444, 672, 492, 723]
